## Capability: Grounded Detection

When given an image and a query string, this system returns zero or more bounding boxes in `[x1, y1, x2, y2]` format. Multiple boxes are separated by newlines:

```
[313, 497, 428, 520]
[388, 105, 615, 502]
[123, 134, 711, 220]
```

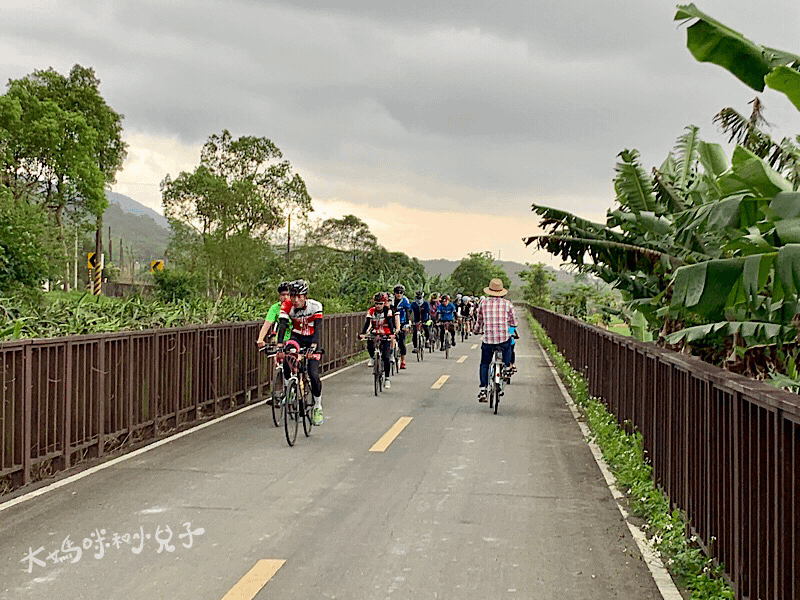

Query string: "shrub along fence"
[0, 313, 364, 495]
[529, 306, 800, 600]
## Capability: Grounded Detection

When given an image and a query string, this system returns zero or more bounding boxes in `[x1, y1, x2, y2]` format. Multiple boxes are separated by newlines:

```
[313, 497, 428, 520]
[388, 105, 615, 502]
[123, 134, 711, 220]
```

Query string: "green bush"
[152, 268, 201, 302]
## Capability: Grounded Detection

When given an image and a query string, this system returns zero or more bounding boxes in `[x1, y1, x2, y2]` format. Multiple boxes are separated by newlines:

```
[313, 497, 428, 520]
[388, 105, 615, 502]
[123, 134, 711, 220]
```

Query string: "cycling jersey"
[278, 298, 323, 341]
[438, 302, 456, 322]
[392, 295, 412, 326]
[266, 302, 292, 341]
[411, 300, 430, 323]
[362, 305, 396, 335]
[459, 302, 472, 317]
[430, 300, 440, 320]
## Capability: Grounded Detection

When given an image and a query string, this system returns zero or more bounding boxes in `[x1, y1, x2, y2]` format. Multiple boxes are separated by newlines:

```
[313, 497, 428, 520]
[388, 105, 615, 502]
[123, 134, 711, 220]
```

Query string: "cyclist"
[275, 279, 325, 425]
[391, 284, 412, 370]
[459, 295, 474, 338]
[361, 292, 396, 389]
[437, 294, 457, 349]
[411, 291, 431, 352]
[473, 278, 517, 402]
[256, 281, 291, 349]
[256, 281, 292, 405]
[429, 292, 440, 322]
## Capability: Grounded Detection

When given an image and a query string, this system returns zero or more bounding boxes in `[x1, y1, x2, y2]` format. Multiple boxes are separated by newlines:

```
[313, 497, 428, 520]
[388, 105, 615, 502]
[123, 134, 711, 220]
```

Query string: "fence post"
[22, 344, 32, 486]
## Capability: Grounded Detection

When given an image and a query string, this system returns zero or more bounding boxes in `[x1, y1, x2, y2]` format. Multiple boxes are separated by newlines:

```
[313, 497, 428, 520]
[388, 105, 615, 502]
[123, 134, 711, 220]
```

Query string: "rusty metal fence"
[529, 306, 800, 600]
[0, 313, 364, 493]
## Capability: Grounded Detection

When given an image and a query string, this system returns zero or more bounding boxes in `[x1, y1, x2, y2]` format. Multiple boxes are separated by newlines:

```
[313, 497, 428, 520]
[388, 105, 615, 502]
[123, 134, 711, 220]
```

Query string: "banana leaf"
[665, 320, 792, 345]
[614, 149, 659, 214]
[675, 4, 800, 111]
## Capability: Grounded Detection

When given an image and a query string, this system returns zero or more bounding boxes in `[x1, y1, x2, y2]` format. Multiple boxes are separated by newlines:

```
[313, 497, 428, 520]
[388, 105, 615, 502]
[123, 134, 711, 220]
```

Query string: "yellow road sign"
[150, 260, 164, 273]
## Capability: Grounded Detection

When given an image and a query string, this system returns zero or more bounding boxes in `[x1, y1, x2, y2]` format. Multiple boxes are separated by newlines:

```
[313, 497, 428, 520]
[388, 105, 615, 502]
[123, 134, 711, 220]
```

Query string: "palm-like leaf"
[614, 149, 659, 214]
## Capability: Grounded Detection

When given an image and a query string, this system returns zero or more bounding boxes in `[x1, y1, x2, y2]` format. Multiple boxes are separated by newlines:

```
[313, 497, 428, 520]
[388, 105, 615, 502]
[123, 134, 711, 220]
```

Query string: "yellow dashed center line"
[457, 355, 468, 363]
[431, 375, 450, 389]
[471, 343, 479, 350]
[369, 417, 413, 452]
[222, 559, 286, 600]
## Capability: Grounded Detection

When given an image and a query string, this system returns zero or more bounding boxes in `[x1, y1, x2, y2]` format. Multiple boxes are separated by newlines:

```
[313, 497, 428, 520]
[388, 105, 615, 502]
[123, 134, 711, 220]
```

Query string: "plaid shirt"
[475, 297, 517, 344]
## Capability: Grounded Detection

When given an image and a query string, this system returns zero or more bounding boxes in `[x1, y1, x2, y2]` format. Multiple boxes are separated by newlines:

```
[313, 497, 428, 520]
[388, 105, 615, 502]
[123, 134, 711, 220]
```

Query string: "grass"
[528, 313, 733, 600]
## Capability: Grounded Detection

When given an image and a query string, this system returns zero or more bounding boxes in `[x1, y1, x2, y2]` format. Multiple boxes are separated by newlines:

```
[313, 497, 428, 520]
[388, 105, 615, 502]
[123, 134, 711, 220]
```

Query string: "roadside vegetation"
[525, 5, 800, 391]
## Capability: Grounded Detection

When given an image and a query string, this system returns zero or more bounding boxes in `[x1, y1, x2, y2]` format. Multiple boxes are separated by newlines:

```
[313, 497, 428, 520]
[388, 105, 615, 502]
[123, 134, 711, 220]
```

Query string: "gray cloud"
[3, 0, 800, 223]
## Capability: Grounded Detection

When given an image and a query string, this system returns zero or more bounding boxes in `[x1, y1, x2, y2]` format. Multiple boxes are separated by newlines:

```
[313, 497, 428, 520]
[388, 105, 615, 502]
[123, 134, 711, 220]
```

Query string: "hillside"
[420, 258, 577, 289]
[104, 192, 170, 263]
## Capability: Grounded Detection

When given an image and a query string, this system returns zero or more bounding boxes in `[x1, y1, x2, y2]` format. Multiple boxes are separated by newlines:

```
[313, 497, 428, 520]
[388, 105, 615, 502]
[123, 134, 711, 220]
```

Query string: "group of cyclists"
[255, 277, 520, 428]
[360, 285, 482, 389]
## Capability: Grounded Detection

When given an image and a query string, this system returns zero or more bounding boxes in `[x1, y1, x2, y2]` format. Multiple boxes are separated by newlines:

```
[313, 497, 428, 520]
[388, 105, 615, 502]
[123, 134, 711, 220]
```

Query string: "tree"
[0, 186, 63, 294]
[0, 65, 126, 283]
[306, 214, 378, 261]
[161, 130, 312, 294]
[450, 252, 510, 296]
[518, 263, 555, 307]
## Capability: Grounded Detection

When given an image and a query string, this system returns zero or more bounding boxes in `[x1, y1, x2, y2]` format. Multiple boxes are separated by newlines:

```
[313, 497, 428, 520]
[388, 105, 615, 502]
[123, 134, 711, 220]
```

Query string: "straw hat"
[483, 278, 508, 297]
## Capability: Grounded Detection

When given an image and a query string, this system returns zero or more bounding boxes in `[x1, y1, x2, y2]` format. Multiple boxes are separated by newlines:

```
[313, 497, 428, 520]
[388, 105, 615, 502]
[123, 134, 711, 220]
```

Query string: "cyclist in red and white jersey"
[275, 279, 325, 425]
[361, 292, 396, 388]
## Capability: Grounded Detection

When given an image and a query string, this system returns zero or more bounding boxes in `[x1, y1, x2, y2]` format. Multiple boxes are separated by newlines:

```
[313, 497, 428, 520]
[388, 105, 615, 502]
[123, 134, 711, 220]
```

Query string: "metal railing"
[0, 313, 364, 494]
[529, 306, 800, 600]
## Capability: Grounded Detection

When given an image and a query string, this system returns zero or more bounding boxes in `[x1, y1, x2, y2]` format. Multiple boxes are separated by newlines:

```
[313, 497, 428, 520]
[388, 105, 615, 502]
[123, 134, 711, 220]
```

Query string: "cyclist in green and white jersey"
[256, 281, 292, 348]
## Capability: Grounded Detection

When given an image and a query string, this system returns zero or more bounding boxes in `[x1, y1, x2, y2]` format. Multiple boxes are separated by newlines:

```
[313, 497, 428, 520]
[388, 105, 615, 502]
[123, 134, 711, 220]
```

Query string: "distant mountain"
[107, 190, 169, 229]
[420, 258, 575, 289]
[103, 191, 170, 263]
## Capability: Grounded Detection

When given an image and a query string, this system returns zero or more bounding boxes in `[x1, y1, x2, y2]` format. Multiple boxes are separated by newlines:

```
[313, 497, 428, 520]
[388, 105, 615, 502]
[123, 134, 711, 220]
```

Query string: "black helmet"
[289, 279, 309, 295]
[415, 290, 424, 300]
[373, 291, 388, 303]
[277, 281, 290, 294]
[393, 284, 405, 294]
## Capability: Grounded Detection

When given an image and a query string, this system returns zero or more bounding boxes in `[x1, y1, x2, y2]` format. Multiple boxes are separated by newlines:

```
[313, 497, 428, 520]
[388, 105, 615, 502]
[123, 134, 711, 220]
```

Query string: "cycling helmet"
[415, 291, 424, 300]
[393, 284, 405, 295]
[277, 281, 290, 294]
[289, 279, 309, 295]
[456, 293, 462, 300]
[430, 292, 439, 300]
[441, 294, 450, 301]
[373, 292, 389, 303]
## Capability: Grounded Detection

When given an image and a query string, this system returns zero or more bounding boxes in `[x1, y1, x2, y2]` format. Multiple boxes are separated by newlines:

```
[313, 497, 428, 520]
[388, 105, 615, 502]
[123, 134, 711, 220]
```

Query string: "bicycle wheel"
[461, 324, 466, 342]
[271, 368, 283, 427]
[301, 374, 312, 437]
[373, 350, 382, 396]
[444, 331, 450, 359]
[284, 379, 299, 446]
[493, 382, 500, 414]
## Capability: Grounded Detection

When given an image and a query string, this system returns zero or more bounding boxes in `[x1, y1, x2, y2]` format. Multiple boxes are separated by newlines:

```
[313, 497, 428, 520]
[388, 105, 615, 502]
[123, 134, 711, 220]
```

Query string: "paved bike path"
[1, 310, 663, 599]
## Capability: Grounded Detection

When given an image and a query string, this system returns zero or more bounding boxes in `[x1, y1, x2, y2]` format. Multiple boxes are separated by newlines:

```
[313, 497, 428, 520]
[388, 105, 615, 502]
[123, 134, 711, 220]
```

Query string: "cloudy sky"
[4, 0, 800, 266]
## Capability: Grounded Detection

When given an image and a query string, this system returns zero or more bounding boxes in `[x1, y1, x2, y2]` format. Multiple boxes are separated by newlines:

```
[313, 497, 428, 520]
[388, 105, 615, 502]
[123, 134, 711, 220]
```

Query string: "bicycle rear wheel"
[301, 374, 313, 437]
[373, 351, 382, 396]
[271, 368, 284, 427]
[444, 331, 450, 359]
[284, 380, 299, 446]
[493, 382, 500, 414]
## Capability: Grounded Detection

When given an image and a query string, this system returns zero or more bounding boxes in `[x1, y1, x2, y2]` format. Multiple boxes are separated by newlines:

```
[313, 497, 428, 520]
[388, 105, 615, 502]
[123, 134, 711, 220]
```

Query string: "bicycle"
[429, 321, 439, 353]
[487, 348, 506, 415]
[260, 342, 285, 427]
[440, 321, 452, 359]
[362, 333, 389, 396]
[275, 343, 324, 446]
[414, 323, 426, 362]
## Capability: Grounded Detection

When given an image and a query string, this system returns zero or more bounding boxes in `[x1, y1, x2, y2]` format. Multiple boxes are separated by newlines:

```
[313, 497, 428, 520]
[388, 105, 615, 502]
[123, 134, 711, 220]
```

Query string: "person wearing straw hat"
[473, 278, 517, 402]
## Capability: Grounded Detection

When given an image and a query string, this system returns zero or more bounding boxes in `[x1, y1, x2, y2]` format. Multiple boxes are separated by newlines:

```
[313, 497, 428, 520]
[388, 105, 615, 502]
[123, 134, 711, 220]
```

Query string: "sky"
[3, 0, 800, 267]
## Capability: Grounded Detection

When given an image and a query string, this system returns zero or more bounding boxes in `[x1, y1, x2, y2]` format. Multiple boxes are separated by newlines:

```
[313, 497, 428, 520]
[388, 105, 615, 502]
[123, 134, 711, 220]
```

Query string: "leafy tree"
[0, 186, 64, 293]
[306, 215, 378, 261]
[161, 130, 311, 294]
[450, 252, 510, 296]
[518, 262, 555, 307]
[0, 65, 126, 280]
